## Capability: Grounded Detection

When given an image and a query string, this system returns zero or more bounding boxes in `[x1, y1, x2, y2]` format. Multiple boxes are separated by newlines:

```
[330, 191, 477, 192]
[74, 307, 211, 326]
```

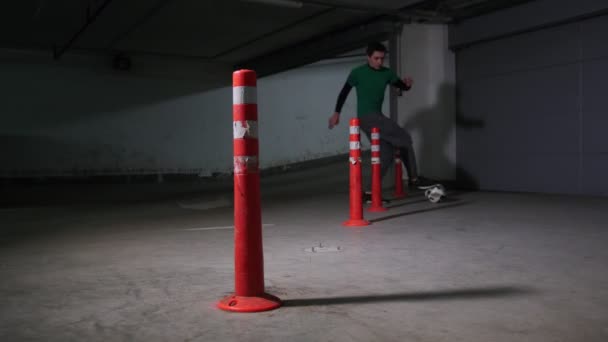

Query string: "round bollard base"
[217, 293, 281, 313]
[343, 219, 370, 227]
[367, 206, 388, 213]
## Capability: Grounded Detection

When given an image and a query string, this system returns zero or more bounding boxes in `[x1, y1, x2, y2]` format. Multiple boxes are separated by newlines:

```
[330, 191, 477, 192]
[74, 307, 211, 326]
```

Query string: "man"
[328, 42, 434, 201]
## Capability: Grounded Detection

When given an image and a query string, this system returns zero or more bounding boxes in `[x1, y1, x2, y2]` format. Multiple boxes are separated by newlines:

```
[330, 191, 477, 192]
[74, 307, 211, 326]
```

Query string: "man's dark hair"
[366, 42, 387, 57]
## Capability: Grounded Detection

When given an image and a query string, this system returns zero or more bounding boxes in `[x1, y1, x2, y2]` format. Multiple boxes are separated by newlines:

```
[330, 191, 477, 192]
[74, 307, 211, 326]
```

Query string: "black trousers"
[358, 113, 418, 189]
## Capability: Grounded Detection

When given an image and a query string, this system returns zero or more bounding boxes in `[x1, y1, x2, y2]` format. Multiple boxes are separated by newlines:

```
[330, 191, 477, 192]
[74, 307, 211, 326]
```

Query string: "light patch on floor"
[177, 196, 232, 210]
[183, 223, 275, 231]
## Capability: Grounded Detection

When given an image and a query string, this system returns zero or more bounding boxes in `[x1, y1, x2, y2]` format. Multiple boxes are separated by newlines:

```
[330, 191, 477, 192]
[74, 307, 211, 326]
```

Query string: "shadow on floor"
[370, 200, 470, 223]
[385, 197, 432, 209]
[282, 286, 535, 307]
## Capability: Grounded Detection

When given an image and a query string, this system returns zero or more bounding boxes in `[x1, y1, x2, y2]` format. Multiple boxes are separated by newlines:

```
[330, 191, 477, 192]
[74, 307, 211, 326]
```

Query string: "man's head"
[366, 42, 387, 70]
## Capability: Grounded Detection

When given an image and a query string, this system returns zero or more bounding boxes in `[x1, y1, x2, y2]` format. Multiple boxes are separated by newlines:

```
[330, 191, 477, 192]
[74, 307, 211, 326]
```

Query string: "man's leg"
[399, 146, 418, 181]
[372, 115, 436, 187]
[358, 115, 393, 202]
[380, 139, 393, 180]
[372, 115, 420, 180]
[358, 116, 376, 192]
[358, 127, 372, 192]
[364, 137, 399, 193]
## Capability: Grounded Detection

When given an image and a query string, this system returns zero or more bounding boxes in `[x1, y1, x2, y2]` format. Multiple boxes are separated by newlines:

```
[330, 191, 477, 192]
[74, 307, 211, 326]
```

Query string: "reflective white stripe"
[234, 156, 259, 174]
[349, 126, 360, 134]
[395, 158, 400, 163]
[233, 86, 257, 105]
[371, 145, 380, 152]
[349, 157, 360, 165]
[371, 133, 380, 139]
[233, 120, 258, 139]
[349, 141, 360, 150]
[371, 157, 381, 164]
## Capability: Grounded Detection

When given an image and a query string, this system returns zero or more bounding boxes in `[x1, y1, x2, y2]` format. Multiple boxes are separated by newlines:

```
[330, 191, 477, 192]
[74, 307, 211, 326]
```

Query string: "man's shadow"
[401, 83, 483, 190]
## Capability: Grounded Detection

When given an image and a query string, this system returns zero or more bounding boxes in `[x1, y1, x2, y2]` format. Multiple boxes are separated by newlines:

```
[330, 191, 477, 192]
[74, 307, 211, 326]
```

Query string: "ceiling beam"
[53, 0, 114, 60]
[212, 8, 337, 59]
[302, 0, 451, 22]
[236, 19, 401, 77]
[106, 0, 175, 50]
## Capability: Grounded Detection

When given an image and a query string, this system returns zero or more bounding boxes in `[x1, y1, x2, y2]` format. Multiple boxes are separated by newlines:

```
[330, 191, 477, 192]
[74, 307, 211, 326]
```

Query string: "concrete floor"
[1, 165, 608, 341]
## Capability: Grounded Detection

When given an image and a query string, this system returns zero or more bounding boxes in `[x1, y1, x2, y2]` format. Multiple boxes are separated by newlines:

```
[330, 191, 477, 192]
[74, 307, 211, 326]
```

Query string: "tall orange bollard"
[367, 127, 388, 212]
[393, 150, 406, 199]
[217, 70, 281, 313]
[343, 118, 370, 227]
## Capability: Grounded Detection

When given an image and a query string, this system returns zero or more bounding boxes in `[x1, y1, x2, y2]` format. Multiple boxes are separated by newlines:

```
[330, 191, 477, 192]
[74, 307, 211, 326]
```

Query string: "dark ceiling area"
[0, 0, 535, 75]
[402, 0, 534, 22]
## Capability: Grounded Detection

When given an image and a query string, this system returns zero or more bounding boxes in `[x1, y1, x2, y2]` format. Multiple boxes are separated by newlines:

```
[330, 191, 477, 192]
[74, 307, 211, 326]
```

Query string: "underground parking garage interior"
[1, 0, 608, 341]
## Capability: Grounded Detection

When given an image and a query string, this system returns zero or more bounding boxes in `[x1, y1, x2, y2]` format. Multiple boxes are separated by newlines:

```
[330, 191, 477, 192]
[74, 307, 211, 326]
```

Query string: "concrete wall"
[0, 49, 363, 178]
[398, 24, 456, 181]
[453, 12, 608, 196]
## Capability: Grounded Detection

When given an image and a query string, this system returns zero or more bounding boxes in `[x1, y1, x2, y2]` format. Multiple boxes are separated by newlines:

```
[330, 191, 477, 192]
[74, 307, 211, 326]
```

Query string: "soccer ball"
[425, 185, 446, 203]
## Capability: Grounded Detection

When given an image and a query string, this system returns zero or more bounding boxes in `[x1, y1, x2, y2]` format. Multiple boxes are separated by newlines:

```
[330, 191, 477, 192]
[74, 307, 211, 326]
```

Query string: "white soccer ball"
[425, 185, 446, 203]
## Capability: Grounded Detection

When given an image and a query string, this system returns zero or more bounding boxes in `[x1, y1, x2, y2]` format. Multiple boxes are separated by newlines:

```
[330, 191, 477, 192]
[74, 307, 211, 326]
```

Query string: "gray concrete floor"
[1, 164, 608, 341]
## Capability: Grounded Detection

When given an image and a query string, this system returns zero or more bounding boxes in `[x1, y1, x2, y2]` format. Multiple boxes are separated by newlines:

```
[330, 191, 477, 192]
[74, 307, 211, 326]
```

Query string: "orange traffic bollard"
[217, 70, 281, 313]
[343, 118, 370, 227]
[367, 127, 387, 212]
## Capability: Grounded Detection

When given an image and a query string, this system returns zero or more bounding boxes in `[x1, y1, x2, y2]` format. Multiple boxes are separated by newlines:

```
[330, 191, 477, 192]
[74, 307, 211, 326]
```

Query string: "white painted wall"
[398, 24, 456, 180]
[0, 49, 363, 177]
[257, 57, 363, 169]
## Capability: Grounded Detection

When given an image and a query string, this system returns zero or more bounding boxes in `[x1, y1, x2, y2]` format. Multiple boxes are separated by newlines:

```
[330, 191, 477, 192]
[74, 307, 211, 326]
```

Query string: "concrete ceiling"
[0, 0, 534, 75]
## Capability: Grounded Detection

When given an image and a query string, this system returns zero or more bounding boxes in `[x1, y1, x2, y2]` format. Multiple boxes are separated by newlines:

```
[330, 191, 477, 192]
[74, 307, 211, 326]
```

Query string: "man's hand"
[403, 76, 413, 88]
[328, 112, 340, 129]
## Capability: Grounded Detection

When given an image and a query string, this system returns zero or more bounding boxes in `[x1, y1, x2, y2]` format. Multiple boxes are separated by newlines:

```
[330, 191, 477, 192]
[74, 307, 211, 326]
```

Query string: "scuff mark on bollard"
[233, 121, 258, 139]
[234, 156, 259, 174]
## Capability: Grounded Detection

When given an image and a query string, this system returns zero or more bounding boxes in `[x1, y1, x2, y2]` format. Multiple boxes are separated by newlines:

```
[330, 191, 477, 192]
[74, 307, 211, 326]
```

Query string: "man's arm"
[334, 82, 353, 113]
[329, 82, 353, 129]
[392, 78, 412, 91]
